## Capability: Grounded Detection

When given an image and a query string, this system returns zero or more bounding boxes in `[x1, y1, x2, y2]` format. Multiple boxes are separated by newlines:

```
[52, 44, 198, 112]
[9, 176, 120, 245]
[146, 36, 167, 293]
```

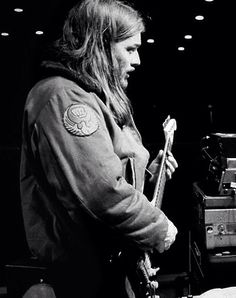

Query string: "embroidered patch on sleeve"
[63, 104, 99, 136]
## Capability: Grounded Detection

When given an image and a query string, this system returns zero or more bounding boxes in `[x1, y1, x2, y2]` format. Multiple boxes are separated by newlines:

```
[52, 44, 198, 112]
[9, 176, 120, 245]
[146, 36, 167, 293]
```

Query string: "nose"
[131, 51, 141, 67]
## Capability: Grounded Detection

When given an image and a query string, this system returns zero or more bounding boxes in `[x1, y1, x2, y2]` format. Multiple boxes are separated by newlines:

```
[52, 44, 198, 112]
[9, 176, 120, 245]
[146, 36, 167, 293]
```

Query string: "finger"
[155, 149, 163, 160]
[164, 242, 171, 250]
[156, 241, 165, 253]
[166, 160, 176, 178]
[167, 151, 178, 165]
[167, 155, 178, 168]
[166, 159, 175, 171]
[166, 168, 172, 180]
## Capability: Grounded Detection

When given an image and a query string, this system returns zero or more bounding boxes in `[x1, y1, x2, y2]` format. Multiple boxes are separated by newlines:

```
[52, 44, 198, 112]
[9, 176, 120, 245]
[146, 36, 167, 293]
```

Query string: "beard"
[114, 62, 128, 90]
[111, 53, 129, 91]
[120, 76, 128, 90]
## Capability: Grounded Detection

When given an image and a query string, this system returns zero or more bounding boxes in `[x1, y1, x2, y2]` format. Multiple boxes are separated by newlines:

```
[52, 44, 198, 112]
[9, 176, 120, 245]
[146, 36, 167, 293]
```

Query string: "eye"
[127, 47, 136, 54]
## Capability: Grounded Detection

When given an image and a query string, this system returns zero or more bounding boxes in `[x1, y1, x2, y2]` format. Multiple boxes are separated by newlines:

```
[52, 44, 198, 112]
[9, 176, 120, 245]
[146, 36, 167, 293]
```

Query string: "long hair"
[54, 0, 145, 126]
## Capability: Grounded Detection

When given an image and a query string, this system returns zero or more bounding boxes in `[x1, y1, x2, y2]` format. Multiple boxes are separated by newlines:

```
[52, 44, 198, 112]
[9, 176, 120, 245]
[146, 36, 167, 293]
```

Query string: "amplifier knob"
[217, 224, 225, 234]
[206, 226, 213, 234]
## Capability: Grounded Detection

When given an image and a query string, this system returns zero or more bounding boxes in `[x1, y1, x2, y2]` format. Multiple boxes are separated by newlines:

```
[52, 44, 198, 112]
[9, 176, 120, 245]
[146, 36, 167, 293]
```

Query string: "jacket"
[20, 66, 168, 297]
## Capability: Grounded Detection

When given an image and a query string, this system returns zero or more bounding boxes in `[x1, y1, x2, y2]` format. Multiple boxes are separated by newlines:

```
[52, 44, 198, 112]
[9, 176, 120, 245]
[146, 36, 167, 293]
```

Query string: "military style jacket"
[20, 64, 169, 297]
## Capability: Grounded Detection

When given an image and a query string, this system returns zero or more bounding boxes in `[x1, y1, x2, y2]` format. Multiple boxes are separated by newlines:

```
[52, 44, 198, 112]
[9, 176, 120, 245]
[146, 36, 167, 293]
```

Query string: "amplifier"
[192, 182, 236, 250]
[193, 181, 236, 209]
[191, 182, 236, 291]
[205, 208, 236, 249]
[200, 133, 236, 196]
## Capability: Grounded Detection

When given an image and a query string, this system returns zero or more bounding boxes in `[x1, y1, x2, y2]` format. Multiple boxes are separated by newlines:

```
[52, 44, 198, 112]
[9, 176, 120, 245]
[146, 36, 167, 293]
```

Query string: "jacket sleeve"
[31, 86, 168, 251]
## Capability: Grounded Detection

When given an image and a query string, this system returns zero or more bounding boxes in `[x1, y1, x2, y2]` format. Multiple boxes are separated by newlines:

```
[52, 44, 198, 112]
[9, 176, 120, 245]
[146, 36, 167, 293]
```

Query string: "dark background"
[0, 0, 235, 286]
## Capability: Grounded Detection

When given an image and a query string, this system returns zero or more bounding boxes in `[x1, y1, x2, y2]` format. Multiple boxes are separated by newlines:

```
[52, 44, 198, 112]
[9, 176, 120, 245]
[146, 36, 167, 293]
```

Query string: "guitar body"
[117, 248, 158, 298]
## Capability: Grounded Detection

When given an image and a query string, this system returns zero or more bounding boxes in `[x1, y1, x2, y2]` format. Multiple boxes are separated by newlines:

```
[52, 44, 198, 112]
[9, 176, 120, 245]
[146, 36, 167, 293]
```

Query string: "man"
[20, 0, 178, 297]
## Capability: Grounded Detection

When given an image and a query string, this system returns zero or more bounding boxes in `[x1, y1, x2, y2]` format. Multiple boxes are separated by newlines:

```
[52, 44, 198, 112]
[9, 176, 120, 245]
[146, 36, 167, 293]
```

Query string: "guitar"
[127, 115, 177, 298]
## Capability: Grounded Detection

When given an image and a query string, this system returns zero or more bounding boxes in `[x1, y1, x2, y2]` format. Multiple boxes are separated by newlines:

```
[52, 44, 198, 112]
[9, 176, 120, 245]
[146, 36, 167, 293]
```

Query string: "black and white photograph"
[0, 1, 235, 297]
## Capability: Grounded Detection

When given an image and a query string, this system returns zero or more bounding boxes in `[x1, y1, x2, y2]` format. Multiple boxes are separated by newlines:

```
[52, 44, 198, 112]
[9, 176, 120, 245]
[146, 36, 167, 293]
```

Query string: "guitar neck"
[151, 136, 173, 209]
[126, 117, 176, 298]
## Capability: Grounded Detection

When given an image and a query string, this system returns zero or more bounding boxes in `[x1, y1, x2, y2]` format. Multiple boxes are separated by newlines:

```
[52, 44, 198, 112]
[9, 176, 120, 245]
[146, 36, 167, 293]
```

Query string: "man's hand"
[148, 150, 178, 183]
[155, 219, 178, 253]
